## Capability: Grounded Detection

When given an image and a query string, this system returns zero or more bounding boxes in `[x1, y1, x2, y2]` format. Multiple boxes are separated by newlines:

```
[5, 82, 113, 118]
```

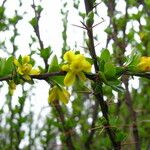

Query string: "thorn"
[71, 24, 86, 30]
[94, 42, 101, 48]
[92, 2, 102, 9]
[80, 21, 88, 29]
[99, 127, 104, 135]
[92, 19, 105, 29]
[80, 46, 89, 50]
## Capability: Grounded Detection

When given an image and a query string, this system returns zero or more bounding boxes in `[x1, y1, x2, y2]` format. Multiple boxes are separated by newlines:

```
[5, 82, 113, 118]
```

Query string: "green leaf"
[9, 15, 22, 24]
[3, 56, 14, 76]
[98, 71, 108, 84]
[48, 56, 64, 85]
[29, 17, 38, 28]
[51, 76, 64, 86]
[104, 62, 116, 79]
[0, 6, 5, 19]
[107, 79, 120, 86]
[86, 57, 93, 64]
[79, 12, 86, 19]
[100, 49, 111, 62]
[18, 97, 25, 105]
[116, 131, 126, 142]
[18, 117, 27, 124]
[0, 58, 6, 77]
[40, 47, 52, 59]
[37, 5, 43, 13]
[111, 85, 124, 93]
[48, 55, 59, 72]
[116, 67, 125, 76]
[0, 57, 14, 77]
[125, 51, 141, 71]
[20, 130, 25, 139]
[98, 58, 105, 72]
[105, 27, 112, 34]
[145, 0, 150, 8]
[86, 11, 94, 26]
[99, 71, 124, 92]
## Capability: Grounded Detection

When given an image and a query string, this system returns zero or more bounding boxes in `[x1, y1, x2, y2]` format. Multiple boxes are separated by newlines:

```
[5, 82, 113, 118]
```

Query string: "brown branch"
[84, 0, 99, 72]
[122, 75, 141, 150]
[125, 72, 150, 79]
[0, 75, 12, 81]
[84, 1, 121, 149]
[84, 100, 99, 149]
[31, 0, 48, 71]
[1, 70, 150, 83]
[53, 100, 75, 150]
[1, 0, 7, 7]
[0, 71, 97, 82]
[32, 0, 44, 49]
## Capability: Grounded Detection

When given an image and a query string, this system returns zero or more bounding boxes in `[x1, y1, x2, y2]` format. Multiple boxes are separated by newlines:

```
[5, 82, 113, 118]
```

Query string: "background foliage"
[0, 0, 150, 150]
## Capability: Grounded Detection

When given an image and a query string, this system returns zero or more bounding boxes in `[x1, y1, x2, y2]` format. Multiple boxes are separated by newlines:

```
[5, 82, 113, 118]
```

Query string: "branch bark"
[53, 100, 75, 150]
[122, 76, 141, 150]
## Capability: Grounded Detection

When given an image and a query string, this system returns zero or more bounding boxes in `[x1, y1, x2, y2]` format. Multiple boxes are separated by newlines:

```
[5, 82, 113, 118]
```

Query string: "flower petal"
[14, 59, 20, 67]
[22, 64, 32, 74]
[22, 55, 30, 64]
[63, 50, 75, 62]
[64, 71, 76, 86]
[138, 57, 150, 71]
[74, 54, 84, 61]
[58, 88, 70, 104]
[61, 64, 70, 71]
[30, 68, 40, 75]
[82, 60, 92, 72]
[48, 86, 57, 103]
[23, 75, 31, 80]
[70, 60, 83, 72]
[17, 68, 24, 75]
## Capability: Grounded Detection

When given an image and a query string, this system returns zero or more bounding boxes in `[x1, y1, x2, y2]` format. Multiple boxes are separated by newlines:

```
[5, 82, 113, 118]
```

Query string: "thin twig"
[31, 0, 49, 71]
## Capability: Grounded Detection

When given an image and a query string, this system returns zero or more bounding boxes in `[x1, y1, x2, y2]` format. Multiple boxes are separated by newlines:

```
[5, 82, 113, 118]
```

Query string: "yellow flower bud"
[8, 80, 16, 95]
[22, 55, 30, 63]
[48, 86, 70, 104]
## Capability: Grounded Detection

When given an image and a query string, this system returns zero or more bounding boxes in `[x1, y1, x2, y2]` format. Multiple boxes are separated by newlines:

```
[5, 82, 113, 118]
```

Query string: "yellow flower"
[14, 55, 40, 80]
[70, 60, 83, 72]
[62, 50, 92, 86]
[8, 80, 16, 95]
[48, 86, 70, 104]
[137, 56, 150, 72]
[63, 51, 76, 63]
